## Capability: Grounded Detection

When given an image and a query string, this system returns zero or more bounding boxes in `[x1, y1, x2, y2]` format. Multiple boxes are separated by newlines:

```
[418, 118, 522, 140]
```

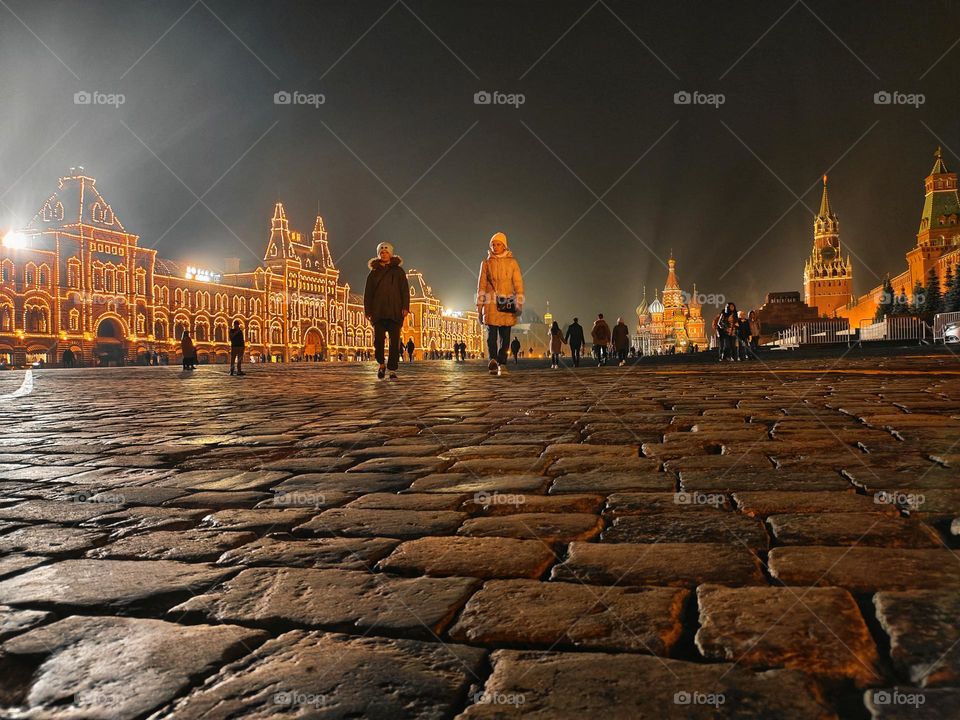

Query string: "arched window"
[0, 304, 13, 331]
[248, 321, 261, 343]
[25, 263, 36, 286]
[104, 265, 116, 293]
[68, 309, 80, 331]
[24, 303, 49, 333]
[214, 321, 227, 343]
[117, 267, 127, 293]
[38, 265, 50, 288]
[154, 317, 168, 339]
[67, 259, 81, 288]
[135, 268, 146, 295]
[136, 314, 145, 334]
[195, 320, 209, 342]
[271, 323, 282, 344]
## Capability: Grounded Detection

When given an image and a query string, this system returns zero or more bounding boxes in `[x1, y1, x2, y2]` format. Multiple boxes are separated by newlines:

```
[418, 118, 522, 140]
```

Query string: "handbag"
[487, 262, 518, 314]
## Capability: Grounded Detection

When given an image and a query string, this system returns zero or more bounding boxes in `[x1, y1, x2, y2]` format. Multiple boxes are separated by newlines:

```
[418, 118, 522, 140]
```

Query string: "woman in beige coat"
[476, 231, 524, 375]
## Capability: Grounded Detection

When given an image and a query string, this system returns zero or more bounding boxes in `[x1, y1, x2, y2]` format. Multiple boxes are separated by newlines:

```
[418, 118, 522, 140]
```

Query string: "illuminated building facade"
[0, 170, 481, 366]
[803, 175, 854, 317]
[634, 256, 707, 353]
[841, 148, 960, 326]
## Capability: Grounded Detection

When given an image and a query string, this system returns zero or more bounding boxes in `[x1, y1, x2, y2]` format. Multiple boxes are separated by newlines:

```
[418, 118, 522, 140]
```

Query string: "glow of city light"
[2, 231, 27, 249]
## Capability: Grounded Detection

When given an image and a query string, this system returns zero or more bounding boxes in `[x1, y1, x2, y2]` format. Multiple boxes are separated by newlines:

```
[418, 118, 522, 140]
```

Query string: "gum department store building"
[0, 170, 482, 366]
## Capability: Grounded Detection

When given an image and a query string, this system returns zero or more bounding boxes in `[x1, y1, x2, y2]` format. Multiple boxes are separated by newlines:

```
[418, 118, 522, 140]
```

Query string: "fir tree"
[945, 262, 960, 313]
[891, 287, 909, 315]
[910, 281, 925, 314]
[875, 276, 894, 321]
[922, 267, 944, 315]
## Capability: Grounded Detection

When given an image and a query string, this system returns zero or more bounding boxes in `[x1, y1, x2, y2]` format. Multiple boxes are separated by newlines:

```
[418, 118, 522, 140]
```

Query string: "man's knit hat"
[376, 242, 394, 255]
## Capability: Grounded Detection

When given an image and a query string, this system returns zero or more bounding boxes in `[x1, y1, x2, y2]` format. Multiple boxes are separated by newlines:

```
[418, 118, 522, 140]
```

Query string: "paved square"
[0, 350, 958, 718]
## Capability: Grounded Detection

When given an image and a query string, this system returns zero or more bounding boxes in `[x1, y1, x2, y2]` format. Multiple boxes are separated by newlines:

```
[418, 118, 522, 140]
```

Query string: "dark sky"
[1, 0, 958, 321]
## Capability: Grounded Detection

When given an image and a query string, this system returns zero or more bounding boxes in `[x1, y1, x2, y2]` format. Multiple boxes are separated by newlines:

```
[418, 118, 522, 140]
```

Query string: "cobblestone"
[0, 354, 957, 717]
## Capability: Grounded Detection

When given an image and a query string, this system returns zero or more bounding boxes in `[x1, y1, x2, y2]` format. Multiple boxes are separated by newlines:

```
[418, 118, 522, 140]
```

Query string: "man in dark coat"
[564, 317, 585, 367]
[229, 320, 246, 376]
[406, 338, 415, 362]
[612, 317, 630, 366]
[364, 242, 410, 379]
[510, 337, 521, 364]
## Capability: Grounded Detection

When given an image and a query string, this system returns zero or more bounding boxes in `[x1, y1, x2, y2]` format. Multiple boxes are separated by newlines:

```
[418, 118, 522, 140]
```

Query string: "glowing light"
[184, 266, 221, 283]
[2, 231, 27, 249]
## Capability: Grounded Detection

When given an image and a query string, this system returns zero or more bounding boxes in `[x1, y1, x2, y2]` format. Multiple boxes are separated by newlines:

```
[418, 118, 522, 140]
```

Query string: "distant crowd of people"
[43, 234, 765, 378]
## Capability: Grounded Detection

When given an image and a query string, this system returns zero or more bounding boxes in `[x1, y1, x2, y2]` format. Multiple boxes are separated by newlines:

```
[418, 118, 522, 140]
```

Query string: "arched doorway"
[303, 328, 327, 361]
[94, 317, 126, 366]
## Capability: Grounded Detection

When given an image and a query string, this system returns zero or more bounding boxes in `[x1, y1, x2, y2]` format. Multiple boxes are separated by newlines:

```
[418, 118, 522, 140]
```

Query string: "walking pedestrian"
[564, 317, 585, 367]
[405, 338, 415, 362]
[476, 231, 524, 376]
[229, 320, 246, 376]
[510, 337, 521, 364]
[591, 313, 611, 365]
[737, 310, 752, 361]
[548, 320, 566, 369]
[612, 317, 630, 366]
[180, 331, 197, 371]
[716, 303, 740, 361]
[364, 241, 410, 380]
[748, 310, 761, 357]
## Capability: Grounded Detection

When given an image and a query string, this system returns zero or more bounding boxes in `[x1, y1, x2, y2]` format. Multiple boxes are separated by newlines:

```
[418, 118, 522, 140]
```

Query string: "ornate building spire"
[264, 201, 292, 264]
[804, 174, 853, 316]
[662, 254, 683, 309]
[312, 214, 335, 270]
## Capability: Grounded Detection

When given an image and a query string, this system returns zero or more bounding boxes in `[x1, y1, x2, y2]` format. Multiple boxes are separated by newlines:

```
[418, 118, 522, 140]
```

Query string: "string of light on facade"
[0, 171, 483, 366]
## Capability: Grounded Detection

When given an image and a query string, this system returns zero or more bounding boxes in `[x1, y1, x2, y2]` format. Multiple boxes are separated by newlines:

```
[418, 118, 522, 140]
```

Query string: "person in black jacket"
[564, 318, 585, 367]
[363, 242, 410, 380]
[510, 337, 521, 364]
[229, 320, 246, 376]
[405, 338, 415, 362]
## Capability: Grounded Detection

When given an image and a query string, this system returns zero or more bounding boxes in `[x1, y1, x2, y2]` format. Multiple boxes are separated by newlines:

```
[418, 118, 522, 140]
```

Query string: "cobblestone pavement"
[0, 351, 959, 719]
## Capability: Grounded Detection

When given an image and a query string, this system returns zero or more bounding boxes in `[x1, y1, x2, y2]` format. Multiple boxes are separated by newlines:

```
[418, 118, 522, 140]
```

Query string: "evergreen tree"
[945, 263, 960, 313]
[922, 267, 944, 315]
[891, 287, 909, 315]
[875, 276, 894, 321]
[910, 281, 925, 314]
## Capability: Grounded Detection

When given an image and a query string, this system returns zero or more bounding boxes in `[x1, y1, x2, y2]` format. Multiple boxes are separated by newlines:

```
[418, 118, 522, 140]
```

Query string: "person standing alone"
[229, 320, 246, 376]
[364, 242, 410, 380]
[476, 232, 524, 376]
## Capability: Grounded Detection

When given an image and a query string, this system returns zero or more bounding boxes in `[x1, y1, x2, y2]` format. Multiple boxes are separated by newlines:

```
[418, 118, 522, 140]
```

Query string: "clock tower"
[803, 175, 853, 316]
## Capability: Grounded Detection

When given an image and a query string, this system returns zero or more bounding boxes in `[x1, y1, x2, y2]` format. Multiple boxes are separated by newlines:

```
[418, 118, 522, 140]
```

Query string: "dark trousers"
[486, 325, 511, 364]
[374, 319, 402, 371]
[571, 346, 581, 366]
[593, 344, 607, 363]
[551, 352, 560, 365]
[230, 346, 244, 372]
[720, 335, 736, 360]
[617, 348, 628, 362]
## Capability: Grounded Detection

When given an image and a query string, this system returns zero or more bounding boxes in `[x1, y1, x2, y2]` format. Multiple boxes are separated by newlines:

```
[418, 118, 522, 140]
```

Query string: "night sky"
[1, 0, 958, 322]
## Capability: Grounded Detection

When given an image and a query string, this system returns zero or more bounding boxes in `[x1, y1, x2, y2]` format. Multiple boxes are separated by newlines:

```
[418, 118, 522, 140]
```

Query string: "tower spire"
[818, 174, 834, 219]
[931, 146, 948, 175]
